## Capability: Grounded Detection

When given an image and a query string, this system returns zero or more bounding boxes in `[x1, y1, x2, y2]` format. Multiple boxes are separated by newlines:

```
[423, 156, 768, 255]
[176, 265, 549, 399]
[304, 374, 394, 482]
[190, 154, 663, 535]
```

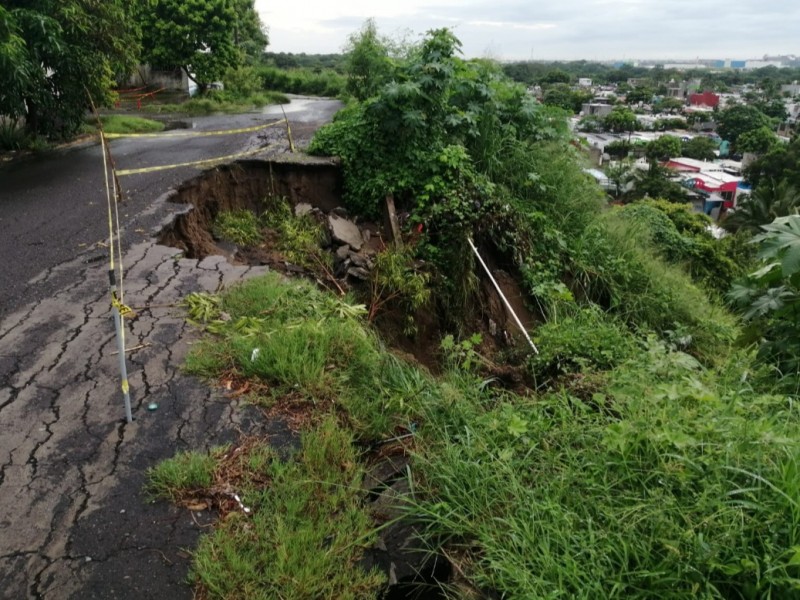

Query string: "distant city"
[513, 55, 799, 70]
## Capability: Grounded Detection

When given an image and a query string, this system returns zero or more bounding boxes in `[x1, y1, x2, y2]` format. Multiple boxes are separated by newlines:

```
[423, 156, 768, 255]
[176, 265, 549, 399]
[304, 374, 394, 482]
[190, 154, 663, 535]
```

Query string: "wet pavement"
[0, 97, 341, 599]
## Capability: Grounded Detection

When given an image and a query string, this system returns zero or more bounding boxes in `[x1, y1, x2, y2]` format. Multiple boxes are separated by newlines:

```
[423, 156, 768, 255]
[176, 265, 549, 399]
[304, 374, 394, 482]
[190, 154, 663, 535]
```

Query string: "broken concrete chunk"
[328, 214, 363, 250]
[348, 252, 373, 270]
[347, 266, 370, 280]
[294, 202, 313, 217]
[335, 245, 351, 262]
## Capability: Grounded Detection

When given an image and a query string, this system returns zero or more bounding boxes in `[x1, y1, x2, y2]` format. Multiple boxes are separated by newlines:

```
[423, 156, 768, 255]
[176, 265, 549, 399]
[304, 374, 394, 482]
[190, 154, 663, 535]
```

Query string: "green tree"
[737, 125, 780, 155]
[745, 136, 800, 191]
[629, 165, 688, 202]
[0, 0, 141, 139]
[605, 159, 636, 197]
[756, 98, 789, 122]
[682, 136, 718, 161]
[141, 0, 243, 91]
[652, 97, 684, 114]
[646, 135, 682, 163]
[231, 0, 268, 62]
[542, 83, 590, 113]
[603, 106, 639, 136]
[343, 18, 392, 101]
[723, 180, 800, 234]
[715, 104, 773, 146]
[625, 86, 654, 104]
[541, 69, 570, 84]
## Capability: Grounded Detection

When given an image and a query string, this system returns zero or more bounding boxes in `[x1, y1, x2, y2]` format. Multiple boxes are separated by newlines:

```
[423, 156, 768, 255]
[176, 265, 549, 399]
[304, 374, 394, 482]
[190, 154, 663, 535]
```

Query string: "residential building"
[582, 103, 614, 117]
[689, 91, 720, 108]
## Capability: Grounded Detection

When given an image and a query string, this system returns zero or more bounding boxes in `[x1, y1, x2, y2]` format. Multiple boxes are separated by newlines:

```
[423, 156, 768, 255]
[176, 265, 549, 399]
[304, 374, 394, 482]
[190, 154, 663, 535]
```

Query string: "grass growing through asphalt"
[159, 272, 800, 598]
[148, 419, 384, 599]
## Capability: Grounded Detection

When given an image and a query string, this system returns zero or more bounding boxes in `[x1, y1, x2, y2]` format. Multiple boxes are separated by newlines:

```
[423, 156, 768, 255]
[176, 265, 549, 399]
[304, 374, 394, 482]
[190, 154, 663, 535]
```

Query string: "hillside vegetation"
[152, 28, 800, 599]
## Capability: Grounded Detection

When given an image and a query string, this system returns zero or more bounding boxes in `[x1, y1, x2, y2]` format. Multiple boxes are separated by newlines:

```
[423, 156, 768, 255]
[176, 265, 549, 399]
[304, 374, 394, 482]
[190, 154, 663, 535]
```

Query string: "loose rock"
[294, 202, 313, 217]
[348, 252, 373, 270]
[328, 215, 363, 251]
[335, 245, 351, 263]
[347, 266, 370, 281]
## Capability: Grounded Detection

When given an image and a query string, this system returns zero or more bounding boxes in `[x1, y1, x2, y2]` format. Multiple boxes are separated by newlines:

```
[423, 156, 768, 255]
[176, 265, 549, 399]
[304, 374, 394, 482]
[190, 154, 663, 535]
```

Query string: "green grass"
[149, 418, 384, 599]
[143, 91, 289, 116]
[95, 114, 165, 134]
[570, 212, 738, 363]
[164, 270, 800, 599]
[213, 210, 263, 247]
[185, 273, 413, 436]
[147, 451, 217, 503]
[262, 198, 331, 270]
[413, 343, 800, 598]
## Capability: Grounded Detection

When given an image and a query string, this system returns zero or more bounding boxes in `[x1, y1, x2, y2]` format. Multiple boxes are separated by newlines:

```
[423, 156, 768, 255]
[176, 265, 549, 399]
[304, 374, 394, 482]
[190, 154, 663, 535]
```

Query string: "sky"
[254, 0, 798, 62]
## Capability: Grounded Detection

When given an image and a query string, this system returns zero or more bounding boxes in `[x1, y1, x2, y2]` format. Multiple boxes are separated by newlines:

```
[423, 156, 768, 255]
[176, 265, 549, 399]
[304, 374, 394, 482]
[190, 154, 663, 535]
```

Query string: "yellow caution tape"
[115, 144, 279, 176]
[103, 119, 286, 139]
[121, 380, 129, 394]
[112, 293, 136, 318]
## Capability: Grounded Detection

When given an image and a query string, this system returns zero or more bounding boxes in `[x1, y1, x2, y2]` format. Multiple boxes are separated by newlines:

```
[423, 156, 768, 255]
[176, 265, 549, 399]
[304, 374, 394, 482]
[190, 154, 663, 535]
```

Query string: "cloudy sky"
[254, 0, 797, 61]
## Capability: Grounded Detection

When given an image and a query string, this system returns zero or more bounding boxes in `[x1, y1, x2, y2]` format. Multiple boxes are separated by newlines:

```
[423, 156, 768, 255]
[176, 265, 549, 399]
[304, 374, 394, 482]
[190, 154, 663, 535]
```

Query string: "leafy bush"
[256, 65, 345, 97]
[367, 247, 430, 331]
[729, 215, 800, 387]
[617, 200, 744, 294]
[0, 118, 34, 150]
[222, 65, 263, 97]
[530, 305, 639, 380]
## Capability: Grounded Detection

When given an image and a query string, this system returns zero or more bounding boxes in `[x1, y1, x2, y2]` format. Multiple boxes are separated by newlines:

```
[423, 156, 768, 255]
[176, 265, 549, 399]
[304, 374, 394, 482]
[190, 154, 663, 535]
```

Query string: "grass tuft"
[150, 418, 385, 599]
[95, 114, 165, 135]
[213, 210, 263, 247]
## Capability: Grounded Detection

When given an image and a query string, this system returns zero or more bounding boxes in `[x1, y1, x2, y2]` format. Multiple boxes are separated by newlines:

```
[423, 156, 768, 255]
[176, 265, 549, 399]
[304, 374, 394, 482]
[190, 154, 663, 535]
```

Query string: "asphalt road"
[0, 97, 341, 599]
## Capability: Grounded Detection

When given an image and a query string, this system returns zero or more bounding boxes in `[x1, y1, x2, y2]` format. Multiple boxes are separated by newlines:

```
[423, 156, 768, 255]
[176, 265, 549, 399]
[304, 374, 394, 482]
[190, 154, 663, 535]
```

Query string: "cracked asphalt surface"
[0, 97, 342, 599]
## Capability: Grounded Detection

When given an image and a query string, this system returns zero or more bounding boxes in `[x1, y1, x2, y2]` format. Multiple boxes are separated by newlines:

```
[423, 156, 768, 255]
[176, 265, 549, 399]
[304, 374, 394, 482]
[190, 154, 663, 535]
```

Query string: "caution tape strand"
[115, 144, 279, 177]
[103, 119, 286, 139]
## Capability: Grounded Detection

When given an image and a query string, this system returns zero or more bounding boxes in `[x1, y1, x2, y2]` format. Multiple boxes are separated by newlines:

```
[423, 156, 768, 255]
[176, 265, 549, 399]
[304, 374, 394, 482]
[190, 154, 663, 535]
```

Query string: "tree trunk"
[24, 98, 39, 137]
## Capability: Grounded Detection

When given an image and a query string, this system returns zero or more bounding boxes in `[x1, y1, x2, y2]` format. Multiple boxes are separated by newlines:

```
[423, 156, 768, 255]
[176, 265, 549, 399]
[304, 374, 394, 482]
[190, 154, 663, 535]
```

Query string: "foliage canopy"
[0, 0, 141, 138]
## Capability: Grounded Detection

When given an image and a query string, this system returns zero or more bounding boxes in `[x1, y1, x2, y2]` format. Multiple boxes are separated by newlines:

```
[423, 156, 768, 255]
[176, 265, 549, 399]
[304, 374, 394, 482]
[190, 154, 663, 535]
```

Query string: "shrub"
[617, 200, 744, 294]
[530, 305, 639, 380]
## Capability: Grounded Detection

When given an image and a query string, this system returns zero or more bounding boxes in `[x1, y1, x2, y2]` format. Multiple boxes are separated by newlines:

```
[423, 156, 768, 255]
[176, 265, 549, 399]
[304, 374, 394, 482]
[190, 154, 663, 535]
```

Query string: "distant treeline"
[503, 61, 800, 92]
[262, 52, 346, 72]
[256, 52, 800, 99]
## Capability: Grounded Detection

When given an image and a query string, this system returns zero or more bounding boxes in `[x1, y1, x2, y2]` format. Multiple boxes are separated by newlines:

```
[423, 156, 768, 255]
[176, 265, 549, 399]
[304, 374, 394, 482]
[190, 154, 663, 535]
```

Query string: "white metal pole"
[112, 302, 133, 423]
[468, 237, 539, 354]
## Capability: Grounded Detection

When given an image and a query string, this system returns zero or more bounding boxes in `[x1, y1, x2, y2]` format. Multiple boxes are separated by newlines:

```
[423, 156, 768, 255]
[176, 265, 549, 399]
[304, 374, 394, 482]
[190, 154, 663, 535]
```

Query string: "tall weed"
[413, 343, 800, 598]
